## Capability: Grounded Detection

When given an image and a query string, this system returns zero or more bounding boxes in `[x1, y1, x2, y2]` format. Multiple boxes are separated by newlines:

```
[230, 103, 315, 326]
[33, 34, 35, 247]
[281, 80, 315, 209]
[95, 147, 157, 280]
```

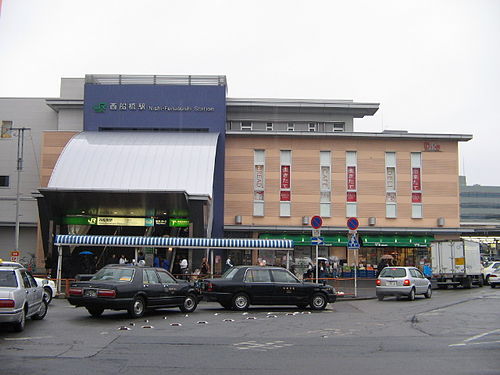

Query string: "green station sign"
[169, 218, 190, 227]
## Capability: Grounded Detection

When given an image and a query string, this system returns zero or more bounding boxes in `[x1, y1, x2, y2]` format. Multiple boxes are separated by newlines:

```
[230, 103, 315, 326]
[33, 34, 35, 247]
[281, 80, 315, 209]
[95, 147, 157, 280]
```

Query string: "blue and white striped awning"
[54, 235, 294, 250]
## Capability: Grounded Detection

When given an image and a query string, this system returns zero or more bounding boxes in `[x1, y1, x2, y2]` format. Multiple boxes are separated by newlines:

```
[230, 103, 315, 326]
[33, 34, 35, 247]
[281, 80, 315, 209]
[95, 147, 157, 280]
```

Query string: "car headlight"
[41, 279, 49, 285]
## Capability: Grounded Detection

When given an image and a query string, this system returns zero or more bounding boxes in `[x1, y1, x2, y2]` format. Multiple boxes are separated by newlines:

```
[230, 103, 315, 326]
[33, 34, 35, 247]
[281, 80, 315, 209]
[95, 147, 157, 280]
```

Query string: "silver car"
[376, 266, 432, 301]
[0, 266, 48, 332]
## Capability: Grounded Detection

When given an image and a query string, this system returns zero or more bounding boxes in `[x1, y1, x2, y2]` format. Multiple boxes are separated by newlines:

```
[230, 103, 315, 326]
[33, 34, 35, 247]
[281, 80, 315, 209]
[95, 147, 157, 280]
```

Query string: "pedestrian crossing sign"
[347, 233, 360, 249]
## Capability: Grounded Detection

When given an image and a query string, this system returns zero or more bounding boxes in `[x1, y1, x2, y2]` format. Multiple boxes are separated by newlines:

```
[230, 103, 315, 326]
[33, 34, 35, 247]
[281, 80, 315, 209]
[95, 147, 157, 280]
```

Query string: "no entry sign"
[347, 217, 359, 231]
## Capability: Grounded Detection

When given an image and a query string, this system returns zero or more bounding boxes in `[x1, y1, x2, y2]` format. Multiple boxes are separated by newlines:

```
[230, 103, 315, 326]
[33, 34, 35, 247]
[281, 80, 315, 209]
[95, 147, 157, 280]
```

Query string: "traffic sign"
[311, 215, 323, 229]
[311, 237, 324, 245]
[312, 229, 321, 237]
[347, 233, 360, 249]
[347, 217, 359, 231]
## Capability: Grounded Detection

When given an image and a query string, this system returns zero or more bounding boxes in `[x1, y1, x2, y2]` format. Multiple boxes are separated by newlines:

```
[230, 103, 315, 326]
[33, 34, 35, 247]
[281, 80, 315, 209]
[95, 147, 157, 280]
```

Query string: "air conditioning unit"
[368, 217, 376, 226]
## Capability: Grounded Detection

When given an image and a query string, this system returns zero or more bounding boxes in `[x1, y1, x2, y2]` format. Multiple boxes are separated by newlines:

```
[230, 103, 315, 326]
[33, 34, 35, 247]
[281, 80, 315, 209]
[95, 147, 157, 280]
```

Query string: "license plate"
[84, 289, 97, 297]
[387, 281, 397, 286]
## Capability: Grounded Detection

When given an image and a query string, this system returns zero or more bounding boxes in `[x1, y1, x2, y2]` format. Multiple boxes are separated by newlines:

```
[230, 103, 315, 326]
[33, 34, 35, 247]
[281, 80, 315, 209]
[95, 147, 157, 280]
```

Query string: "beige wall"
[40, 131, 79, 187]
[224, 136, 460, 228]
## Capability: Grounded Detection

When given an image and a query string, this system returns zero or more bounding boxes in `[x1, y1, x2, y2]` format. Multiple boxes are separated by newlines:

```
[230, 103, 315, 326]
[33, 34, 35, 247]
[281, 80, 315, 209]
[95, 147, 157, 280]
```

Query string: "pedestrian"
[180, 257, 189, 279]
[162, 257, 170, 271]
[109, 254, 119, 264]
[172, 256, 181, 276]
[224, 255, 233, 273]
[153, 254, 160, 267]
[119, 254, 127, 264]
[200, 257, 210, 277]
[138, 251, 145, 262]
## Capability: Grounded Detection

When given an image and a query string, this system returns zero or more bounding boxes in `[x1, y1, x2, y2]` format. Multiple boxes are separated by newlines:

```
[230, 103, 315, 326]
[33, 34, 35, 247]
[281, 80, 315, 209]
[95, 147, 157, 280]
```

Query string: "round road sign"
[311, 215, 323, 229]
[347, 217, 359, 231]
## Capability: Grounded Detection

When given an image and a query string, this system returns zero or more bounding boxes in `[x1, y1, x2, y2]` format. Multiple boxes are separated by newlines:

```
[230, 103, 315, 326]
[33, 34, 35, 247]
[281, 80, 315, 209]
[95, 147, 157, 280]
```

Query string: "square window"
[253, 202, 264, 216]
[266, 122, 273, 131]
[241, 121, 252, 130]
[320, 203, 331, 217]
[386, 203, 397, 218]
[346, 203, 357, 217]
[0, 176, 9, 187]
[280, 202, 291, 217]
[412, 204, 423, 218]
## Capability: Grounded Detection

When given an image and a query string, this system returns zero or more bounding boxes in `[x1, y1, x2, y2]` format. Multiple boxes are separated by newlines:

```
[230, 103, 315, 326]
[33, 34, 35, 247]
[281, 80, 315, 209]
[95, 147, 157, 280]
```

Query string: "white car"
[376, 266, 432, 301]
[0, 266, 48, 332]
[482, 261, 500, 285]
[488, 270, 500, 288]
[0, 260, 56, 303]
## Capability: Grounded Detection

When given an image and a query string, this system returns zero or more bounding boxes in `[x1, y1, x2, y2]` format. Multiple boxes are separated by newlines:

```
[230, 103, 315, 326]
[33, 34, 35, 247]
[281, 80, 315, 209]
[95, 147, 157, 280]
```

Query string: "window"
[266, 122, 273, 131]
[280, 150, 292, 217]
[20, 270, 31, 288]
[333, 122, 345, 132]
[0, 176, 9, 187]
[271, 269, 299, 283]
[1, 120, 13, 138]
[254, 150, 265, 216]
[0, 271, 17, 287]
[143, 269, 160, 284]
[241, 121, 252, 131]
[320, 151, 331, 217]
[411, 152, 423, 218]
[244, 269, 271, 283]
[287, 123, 294, 131]
[308, 123, 317, 132]
[158, 271, 176, 284]
[346, 151, 357, 217]
[386, 152, 397, 218]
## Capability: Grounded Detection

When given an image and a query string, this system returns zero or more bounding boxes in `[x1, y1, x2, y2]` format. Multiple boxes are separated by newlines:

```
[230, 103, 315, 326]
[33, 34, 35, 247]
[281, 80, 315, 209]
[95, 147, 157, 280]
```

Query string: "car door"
[157, 270, 183, 306]
[409, 268, 426, 293]
[19, 270, 38, 315]
[142, 269, 164, 306]
[270, 269, 302, 305]
[243, 268, 274, 304]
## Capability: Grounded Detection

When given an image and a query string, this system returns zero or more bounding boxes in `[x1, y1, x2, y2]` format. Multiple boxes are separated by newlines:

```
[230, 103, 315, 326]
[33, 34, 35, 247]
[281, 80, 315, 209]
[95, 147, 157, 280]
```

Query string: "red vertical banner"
[347, 192, 357, 202]
[281, 165, 290, 189]
[412, 167, 421, 191]
[347, 166, 356, 190]
[280, 190, 291, 201]
[412, 193, 422, 203]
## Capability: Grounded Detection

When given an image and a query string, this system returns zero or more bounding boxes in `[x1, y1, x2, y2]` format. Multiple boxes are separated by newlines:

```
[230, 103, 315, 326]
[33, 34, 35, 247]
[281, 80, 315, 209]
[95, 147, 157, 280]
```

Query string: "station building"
[0, 74, 473, 276]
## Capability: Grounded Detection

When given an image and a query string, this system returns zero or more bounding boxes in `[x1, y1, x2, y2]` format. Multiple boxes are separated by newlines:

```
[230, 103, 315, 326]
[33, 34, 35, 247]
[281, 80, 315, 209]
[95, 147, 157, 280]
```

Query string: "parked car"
[0, 266, 48, 332]
[0, 260, 56, 304]
[488, 270, 500, 288]
[376, 266, 432, 301]
[482, 261, 500, 285]
[202, 266, 337, 311]
[67, 264, 201, 318]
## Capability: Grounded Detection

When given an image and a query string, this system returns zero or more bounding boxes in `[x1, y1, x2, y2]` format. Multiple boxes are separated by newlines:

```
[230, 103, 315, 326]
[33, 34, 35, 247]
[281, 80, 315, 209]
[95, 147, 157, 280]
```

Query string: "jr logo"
[93, 103, 107, 113]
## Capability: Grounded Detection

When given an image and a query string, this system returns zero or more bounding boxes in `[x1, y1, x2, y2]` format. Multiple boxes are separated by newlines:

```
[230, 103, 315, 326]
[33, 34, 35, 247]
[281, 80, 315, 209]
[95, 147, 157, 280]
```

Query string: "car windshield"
[90, 267, 135, 282]
[380, 268, 407, 278]
[220, 267, 239, 280]
[0, 270, 18, 287]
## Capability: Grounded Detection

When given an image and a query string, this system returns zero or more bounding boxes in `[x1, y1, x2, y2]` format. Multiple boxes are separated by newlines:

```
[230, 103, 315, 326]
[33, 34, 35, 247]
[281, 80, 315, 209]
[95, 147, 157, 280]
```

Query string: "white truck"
[431, 240, 483, 289]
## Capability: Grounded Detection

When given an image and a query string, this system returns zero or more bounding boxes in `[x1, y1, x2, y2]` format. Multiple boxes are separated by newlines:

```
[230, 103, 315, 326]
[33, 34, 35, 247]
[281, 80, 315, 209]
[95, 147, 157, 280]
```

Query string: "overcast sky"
[1, 0, 499, 185]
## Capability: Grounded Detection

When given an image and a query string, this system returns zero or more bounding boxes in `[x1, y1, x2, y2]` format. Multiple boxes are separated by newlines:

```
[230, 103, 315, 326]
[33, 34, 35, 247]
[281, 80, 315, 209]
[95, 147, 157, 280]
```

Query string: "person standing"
[224, 255, 233, 273]
[180, 257, 188, 279]
[200, 257, 210, 277]
[119, 254, 127, 264]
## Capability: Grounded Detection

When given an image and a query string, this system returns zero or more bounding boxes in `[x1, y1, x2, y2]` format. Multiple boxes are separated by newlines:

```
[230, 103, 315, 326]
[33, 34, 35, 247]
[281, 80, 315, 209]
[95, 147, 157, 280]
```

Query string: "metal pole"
[56, 245, 63, 295]
[13, 127, 29, 252]
[315, 244, 319, 282]
[354, 249, 358, 298]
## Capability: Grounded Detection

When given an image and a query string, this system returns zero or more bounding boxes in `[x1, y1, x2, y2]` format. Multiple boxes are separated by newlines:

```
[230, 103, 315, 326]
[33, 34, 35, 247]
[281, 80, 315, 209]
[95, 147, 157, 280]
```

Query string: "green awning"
[259, 233, 348, 246]
[361, 235, 434, 248]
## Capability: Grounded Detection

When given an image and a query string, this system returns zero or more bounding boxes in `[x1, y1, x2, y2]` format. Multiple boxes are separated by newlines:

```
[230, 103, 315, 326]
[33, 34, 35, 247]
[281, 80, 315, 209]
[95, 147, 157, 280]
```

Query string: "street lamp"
[12, 127, 31, 251]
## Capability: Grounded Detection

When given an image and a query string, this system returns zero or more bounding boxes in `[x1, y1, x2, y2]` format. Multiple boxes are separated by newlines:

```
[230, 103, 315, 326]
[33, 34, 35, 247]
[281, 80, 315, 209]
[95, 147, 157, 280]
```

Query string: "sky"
[0, 0, 499, 185]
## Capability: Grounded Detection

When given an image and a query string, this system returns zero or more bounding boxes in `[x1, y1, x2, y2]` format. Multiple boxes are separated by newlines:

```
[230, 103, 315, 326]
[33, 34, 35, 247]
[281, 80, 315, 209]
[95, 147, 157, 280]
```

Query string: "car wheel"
[408, 288, 415, 301]
[310, 293, 327, 310]
[377, 295, 384, 301]
[296, 303, 308, 309]
[86, 307, 104, 317]
[32, 300, 48, 320]
[43, 287, 53, 304]
[180, 294, 198, 313]
[13, 308, 26, 332]
[424, 287, 432, 299]
[232, 293, 250, 311]
[491, 284, 497, 289]
[128, 296, 146, 318]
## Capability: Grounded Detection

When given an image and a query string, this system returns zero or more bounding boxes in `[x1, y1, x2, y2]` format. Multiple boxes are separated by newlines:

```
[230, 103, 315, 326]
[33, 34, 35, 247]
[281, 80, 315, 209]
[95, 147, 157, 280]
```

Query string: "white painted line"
[4, 336, 53, 341]
[463, 328, 500, 343]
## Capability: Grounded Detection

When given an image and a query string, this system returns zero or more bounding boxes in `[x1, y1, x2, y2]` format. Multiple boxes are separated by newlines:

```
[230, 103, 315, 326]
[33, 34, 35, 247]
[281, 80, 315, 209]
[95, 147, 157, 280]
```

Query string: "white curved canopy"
[48, 131, 219, 198]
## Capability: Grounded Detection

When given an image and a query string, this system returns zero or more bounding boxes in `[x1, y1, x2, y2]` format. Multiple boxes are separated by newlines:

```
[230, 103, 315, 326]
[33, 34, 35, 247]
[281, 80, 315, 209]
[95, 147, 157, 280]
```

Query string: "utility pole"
[13, 127, 30, 251]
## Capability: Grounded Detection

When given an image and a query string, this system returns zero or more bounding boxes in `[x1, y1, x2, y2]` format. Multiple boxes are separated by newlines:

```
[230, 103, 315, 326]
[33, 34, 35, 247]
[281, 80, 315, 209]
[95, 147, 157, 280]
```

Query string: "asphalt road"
[1, 286, 499, 375]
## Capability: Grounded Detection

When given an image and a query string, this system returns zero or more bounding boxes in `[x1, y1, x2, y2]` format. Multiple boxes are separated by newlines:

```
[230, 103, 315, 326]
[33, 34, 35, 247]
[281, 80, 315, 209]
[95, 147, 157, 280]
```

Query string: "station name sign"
[63, 216, 190, 227]
[93, 102, 215, 113]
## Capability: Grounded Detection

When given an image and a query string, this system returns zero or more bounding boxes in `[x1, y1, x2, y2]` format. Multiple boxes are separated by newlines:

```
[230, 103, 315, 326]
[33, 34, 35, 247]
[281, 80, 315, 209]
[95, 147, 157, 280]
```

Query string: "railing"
[85, 74, 227, 87]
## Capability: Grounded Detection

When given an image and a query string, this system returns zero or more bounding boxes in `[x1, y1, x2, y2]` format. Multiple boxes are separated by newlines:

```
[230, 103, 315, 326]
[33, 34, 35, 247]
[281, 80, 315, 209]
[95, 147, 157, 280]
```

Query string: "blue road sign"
[347, 233, 360, 249]
[311, 237, 324, 245]
[311, 216, 323, 229]
[347, 217, 359, 231]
